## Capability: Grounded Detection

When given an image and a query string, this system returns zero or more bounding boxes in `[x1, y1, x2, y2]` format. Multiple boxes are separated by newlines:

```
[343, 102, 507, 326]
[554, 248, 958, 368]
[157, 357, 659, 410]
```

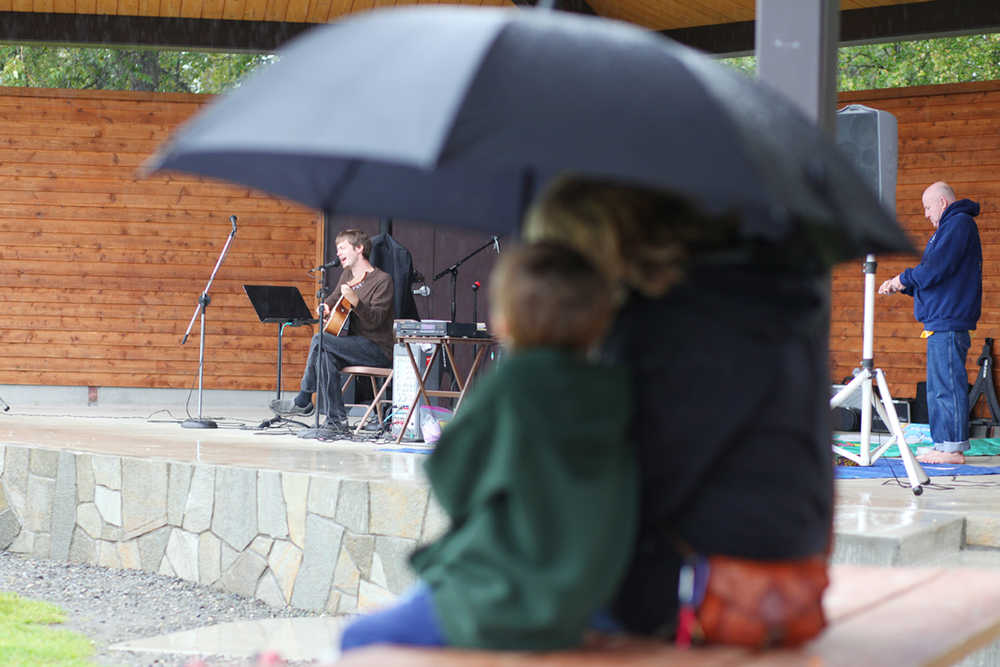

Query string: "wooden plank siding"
[2, 80, 999, 403]
[0, 87, 321, 392]
[833, 81, 1000, 407]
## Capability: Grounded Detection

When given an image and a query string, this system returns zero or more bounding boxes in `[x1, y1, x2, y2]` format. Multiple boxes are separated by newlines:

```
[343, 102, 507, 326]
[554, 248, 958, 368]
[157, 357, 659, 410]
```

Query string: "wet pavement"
[112, 616, 346, 663]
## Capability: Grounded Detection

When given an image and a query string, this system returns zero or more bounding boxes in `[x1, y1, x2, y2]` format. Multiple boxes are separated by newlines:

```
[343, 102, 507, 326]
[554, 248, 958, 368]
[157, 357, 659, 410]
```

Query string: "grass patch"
[0, 591, 95, 666]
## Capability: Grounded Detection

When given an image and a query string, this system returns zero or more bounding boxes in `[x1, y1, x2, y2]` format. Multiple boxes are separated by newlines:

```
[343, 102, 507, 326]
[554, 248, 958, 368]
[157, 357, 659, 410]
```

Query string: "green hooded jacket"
[410, 347, 636, 650]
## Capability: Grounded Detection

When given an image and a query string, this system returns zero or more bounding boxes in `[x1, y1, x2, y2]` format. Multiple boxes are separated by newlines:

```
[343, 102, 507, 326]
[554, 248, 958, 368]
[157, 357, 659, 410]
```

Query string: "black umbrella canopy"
[147, 6, 913, 261]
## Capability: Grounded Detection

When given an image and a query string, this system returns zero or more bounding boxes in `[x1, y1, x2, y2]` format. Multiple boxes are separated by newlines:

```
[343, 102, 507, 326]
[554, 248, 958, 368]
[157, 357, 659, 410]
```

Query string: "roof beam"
[839, 0, 1000, 45]
[507, 0, 596, 15]
[0, 2, 597, 51]
[664, 0, 1000, 57]
[0, 11, 310, 51]
[1, 1, 998, 53]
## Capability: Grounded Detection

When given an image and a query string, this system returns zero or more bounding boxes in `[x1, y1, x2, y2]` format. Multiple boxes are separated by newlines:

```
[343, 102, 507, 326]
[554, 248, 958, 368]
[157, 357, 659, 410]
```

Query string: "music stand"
[243, 285, 317, 429]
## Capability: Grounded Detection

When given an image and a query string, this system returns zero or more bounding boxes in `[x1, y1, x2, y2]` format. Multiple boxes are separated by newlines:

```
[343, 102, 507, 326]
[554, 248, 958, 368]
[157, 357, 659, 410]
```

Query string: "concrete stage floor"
[0, 398, 432, 482]
[3, 395, 1000, 662]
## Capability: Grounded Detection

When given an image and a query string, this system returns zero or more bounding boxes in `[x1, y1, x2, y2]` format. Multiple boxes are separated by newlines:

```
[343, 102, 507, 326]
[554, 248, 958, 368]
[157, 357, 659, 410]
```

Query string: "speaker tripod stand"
[968, 338, 1000, 435]
[830, 255, 928, 495]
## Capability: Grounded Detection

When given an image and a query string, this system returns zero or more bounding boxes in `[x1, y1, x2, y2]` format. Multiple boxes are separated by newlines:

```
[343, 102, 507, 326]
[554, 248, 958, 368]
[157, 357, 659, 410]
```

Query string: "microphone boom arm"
[432, 237, 499, 282]
[433, 236, 500, 323]
[182, 216, 238, 345]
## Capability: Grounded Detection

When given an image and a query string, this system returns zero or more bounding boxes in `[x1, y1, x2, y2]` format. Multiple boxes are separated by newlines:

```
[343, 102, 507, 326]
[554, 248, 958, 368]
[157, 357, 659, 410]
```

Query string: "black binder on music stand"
[243, 285, 318, 428]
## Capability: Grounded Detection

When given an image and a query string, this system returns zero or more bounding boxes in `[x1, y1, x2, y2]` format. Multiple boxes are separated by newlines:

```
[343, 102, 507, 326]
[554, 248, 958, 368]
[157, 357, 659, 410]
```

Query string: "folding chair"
[341, 366, 393, 435]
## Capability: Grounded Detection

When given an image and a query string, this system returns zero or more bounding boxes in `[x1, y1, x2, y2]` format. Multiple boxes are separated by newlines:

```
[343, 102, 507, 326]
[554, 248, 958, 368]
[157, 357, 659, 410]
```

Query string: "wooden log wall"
[832, 81, 1000, 407]
[0, 87, 321, 392]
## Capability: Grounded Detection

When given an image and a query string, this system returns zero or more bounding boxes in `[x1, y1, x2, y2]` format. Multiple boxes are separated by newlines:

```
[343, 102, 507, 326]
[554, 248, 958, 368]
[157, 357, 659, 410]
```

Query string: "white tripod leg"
[875, 369, 928, 494]
[860, 372, 874, 466]
[832, 372, 868, 465]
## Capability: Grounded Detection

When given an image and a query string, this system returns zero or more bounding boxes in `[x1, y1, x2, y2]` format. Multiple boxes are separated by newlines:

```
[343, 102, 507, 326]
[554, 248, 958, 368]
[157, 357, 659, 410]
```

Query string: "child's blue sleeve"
[340, 582, 447, 652]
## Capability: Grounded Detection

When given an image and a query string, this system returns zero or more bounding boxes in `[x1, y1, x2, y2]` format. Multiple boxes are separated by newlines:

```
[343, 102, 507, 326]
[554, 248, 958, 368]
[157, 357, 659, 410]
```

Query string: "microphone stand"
[298, 269, 331, 439]
[472, 281, 481, 363]
[433, 236, 499, 323]
[432, 237, 499, 393]
[472, 281, 480, 325]
[181, 215, 238, 429]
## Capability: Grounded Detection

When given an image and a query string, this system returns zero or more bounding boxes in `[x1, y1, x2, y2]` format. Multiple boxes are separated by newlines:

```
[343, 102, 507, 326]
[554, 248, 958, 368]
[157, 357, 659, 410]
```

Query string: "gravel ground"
[0, 552, 324, 666]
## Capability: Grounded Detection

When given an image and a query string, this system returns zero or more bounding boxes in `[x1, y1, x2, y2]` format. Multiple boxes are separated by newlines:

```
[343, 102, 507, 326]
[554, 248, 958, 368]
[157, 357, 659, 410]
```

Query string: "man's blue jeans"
[926, 330, 971, 453]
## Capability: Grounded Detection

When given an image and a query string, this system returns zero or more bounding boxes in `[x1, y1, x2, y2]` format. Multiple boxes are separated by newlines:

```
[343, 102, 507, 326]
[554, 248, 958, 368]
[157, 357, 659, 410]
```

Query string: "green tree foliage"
[4, 31, 999, 94]
[0, 44, 273, 93]
[721, 32, 1000, 91]
[839, 33, 1000, 90]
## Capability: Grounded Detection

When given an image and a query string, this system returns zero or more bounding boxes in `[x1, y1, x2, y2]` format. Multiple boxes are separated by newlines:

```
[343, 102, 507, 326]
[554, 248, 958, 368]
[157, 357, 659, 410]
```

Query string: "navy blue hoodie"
[900, 198, 982, 331]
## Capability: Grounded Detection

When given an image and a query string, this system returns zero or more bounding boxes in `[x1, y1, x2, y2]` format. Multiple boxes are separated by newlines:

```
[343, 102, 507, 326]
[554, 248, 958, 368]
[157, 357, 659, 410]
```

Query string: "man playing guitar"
[270, 229, 395, 439]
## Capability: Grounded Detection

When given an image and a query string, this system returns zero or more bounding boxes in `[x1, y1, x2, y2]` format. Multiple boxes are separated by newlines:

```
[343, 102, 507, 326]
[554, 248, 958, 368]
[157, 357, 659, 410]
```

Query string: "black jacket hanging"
[369, 233, 421, 320]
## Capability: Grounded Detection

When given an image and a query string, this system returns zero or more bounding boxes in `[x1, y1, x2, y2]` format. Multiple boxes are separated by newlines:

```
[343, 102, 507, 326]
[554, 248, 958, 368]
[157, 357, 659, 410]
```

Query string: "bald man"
[879, 182, 982, 464]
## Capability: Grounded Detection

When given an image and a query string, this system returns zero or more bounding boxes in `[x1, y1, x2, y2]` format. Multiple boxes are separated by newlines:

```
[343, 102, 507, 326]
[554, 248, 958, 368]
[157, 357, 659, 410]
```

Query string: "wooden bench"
[332, 565, 1000, 666]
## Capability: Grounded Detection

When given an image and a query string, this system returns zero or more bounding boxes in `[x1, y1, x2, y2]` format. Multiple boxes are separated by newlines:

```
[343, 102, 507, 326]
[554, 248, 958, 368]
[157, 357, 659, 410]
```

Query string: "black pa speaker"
[835, 104, 898, 213]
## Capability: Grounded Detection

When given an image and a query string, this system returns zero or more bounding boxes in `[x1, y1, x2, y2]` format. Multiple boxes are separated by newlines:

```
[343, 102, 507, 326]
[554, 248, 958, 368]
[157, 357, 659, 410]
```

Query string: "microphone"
[493, 236, 500, 255]
[413, 285, 431, 297]
[309, 257, 341, 273]
[229, 215, 237, 232]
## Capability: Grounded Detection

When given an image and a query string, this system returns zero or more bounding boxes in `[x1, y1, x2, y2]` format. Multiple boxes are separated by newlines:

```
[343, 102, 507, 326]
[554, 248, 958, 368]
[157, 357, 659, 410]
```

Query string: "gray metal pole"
[755, 0, 839, 134]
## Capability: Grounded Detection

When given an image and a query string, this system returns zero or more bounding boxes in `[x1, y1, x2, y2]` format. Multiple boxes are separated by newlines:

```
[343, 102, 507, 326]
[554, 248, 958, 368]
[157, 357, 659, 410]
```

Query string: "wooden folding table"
[394, 334, 495, 444]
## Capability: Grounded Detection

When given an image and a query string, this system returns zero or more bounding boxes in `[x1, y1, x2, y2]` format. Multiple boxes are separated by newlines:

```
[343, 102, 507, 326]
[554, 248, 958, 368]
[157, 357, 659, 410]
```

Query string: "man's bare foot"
[917, 450, 965, 464]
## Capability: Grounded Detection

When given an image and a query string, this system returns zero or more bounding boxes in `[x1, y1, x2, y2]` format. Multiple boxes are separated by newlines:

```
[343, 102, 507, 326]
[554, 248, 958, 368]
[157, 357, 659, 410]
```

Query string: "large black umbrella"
[147, 6, 912, 261]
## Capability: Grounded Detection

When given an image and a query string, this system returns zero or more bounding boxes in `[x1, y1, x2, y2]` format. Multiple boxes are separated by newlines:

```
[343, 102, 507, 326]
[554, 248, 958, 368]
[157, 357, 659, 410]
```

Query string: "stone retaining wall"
[0, 444, 444, 614]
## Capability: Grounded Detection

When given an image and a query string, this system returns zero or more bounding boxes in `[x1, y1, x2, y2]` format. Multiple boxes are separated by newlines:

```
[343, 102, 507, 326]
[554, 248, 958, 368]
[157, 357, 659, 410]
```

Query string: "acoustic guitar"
[325, 270, 372, 336]
[323, 295, 353, 336]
